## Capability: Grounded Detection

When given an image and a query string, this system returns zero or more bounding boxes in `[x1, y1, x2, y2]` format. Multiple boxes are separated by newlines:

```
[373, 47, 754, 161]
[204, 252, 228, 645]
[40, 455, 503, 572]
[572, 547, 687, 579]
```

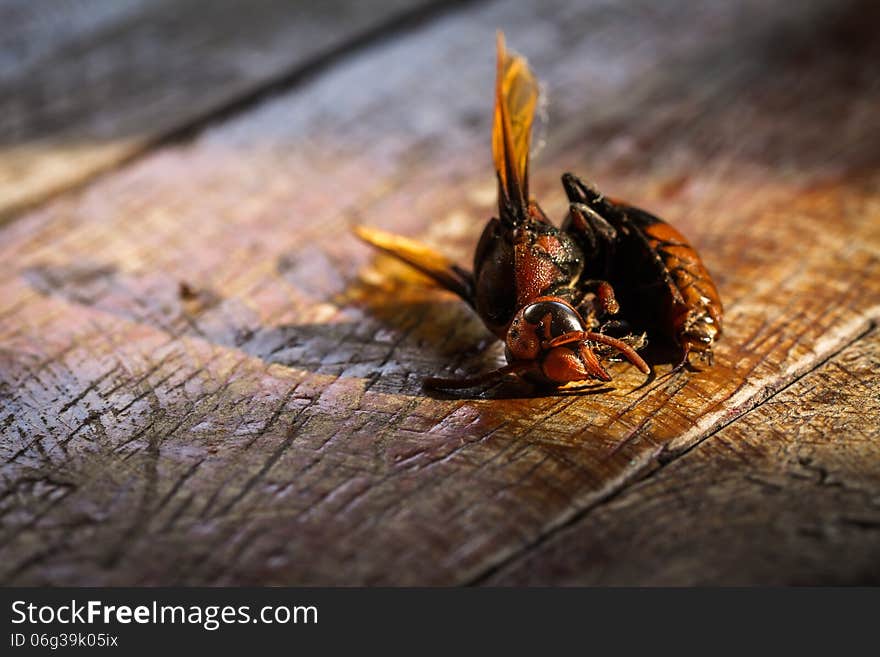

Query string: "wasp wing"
[493, 31, 539, 224]
[354, 225, 475, 306]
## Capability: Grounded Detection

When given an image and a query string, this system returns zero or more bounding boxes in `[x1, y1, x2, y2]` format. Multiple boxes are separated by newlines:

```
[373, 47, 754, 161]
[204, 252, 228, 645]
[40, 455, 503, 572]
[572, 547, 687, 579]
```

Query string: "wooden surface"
[1, 0, 878, 585]
[489, 331, 880, 585]
[0, 0, 448, 220]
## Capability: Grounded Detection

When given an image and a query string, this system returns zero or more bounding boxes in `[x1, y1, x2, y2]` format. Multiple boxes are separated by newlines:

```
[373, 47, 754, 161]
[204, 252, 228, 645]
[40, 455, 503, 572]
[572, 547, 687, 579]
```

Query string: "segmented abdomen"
[647, 222, 719, 310]
[621, 206, 723, 340]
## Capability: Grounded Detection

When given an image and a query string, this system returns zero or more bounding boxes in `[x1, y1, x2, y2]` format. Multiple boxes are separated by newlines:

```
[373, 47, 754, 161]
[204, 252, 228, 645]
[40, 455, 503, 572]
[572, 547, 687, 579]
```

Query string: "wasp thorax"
[505, 299, 584, 362]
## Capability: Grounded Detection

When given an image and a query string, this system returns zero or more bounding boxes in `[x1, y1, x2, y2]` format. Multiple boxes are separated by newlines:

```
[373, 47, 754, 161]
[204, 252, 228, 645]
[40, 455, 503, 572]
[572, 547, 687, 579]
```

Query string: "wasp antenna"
[583, 331, 650, 375]
[631, 364, 658, 391]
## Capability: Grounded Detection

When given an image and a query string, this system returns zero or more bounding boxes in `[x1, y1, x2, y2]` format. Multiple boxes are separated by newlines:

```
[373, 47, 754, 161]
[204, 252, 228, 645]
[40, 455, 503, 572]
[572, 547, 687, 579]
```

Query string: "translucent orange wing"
[354, 225, 475, 305]
[492, 31, 539, 218]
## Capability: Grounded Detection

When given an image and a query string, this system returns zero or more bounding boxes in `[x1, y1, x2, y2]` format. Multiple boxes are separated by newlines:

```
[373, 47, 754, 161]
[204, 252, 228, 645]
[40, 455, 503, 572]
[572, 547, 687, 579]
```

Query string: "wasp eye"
[521, 300, 583, 338]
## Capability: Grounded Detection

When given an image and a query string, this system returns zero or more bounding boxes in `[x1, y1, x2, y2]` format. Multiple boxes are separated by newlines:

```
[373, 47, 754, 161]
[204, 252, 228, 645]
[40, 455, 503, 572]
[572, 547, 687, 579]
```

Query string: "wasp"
[355, 33, 722, 390]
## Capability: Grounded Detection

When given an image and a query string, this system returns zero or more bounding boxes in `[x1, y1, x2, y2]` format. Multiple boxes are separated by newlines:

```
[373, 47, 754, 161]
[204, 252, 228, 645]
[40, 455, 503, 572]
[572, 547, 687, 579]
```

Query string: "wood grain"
[1, 0, 878, 584]
[0, 0, 151, 81]
[487, 330, 880, 585]
[0, 0, 452, 221]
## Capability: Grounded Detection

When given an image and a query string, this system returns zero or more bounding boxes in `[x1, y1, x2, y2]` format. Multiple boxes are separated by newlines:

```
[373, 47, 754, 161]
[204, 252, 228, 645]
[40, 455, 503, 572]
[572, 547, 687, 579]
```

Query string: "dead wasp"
[356, 33, 721, 389]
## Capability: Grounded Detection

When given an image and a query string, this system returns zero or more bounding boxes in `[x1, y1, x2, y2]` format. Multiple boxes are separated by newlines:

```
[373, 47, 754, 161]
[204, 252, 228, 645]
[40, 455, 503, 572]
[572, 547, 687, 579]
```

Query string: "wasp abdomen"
[623, 206, 723, 356]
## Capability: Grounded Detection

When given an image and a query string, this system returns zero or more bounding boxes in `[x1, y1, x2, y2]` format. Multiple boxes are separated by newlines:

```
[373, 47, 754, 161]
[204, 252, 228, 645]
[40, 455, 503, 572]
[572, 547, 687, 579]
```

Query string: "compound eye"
[521, 300, 583, 339]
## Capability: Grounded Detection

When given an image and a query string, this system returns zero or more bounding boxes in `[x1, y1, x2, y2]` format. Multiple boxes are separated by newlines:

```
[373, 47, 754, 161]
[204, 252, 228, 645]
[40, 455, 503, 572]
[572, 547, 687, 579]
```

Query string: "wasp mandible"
[355, 33, 722, 390]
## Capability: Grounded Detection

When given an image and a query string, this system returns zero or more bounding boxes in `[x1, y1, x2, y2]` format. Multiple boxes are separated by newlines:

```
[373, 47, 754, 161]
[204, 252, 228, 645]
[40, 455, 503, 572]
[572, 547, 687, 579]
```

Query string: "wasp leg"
[661, 343, 708, 380]
[599, 318, 633, 335]
[561, 200, 617, 274]
[354, 225, 475, 307]
[678, 345, 712, 372]
[663, 346, 692, 378]
[423, 362, 533, 390]
[544, 331, 650, 375]
[597, 331, 647, 356]
[570, 279, 620, 329]
[561, 173, 614, 217]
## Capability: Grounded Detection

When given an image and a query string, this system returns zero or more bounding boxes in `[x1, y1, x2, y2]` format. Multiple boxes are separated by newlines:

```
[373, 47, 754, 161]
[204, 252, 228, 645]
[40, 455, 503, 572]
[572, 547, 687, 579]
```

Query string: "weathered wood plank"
[0, 1, 152, 81]
[1, 0, 879, 584]
[0, 0, 453, 220]
[487, 330, 880, 585]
